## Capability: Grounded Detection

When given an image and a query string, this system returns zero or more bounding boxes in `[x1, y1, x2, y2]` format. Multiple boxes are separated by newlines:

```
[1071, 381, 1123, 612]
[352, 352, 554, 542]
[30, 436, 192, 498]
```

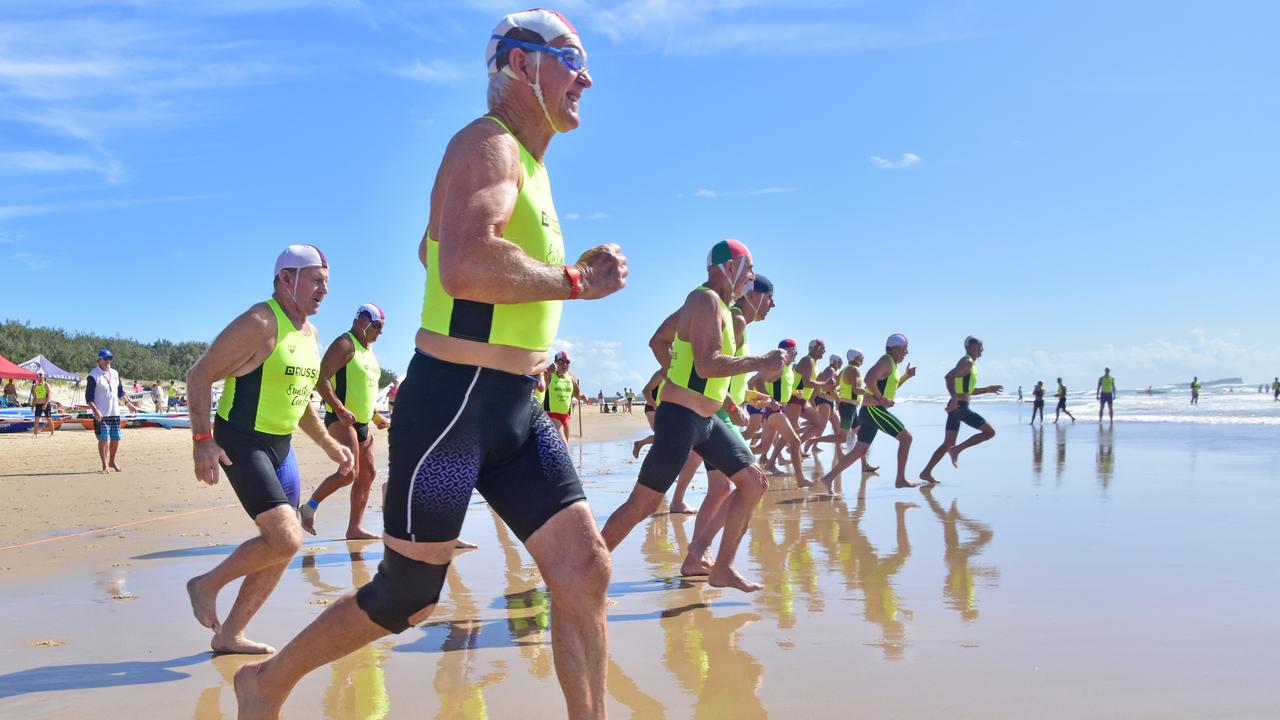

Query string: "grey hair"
[487, 70, 514, 111]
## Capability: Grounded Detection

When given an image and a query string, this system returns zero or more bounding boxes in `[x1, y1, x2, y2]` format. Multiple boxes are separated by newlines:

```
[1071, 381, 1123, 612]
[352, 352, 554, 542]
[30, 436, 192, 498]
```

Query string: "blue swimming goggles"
[490, 35, 586, 73]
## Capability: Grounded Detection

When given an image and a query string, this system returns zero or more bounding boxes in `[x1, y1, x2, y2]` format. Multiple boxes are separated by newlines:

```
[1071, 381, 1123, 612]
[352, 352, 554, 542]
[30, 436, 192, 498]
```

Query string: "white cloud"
[564, 212, 582, 220]
[746, 187, 796, 195]
[695, 188, 718, 198]
[551, 337, 645, 393]
[587, 211, 608, 220]
[870, 153, 921, 170]
[386, 59, 468, 84]
[0, 150, 125, 184]
[0, 194, 214, 221]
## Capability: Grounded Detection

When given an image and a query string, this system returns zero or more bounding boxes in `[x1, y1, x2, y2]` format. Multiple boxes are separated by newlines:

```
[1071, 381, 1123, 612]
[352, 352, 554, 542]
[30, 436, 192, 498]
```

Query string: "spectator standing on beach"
[1190, 377, 1201, 405]
[625, 387, 635, 413]
[1017, 385, 1023, 403]
[184, 244, 352, 655]
[1096, 368, 1116, 423]
[86, 349, 139, 473]
[167, 383, 180, 410]
[597, 388, 605, 412]
[234, 11, 626, 716]
[133, 379, 142, 394]
[544, 350, 587, 446]
[30, 371, 55, 437]
[3, 378, 16, 407]
[151, 381, 165, 412]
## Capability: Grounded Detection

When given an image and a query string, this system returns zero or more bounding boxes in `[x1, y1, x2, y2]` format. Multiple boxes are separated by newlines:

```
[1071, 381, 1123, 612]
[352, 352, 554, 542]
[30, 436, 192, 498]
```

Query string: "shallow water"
[2, 404, 1279, 718]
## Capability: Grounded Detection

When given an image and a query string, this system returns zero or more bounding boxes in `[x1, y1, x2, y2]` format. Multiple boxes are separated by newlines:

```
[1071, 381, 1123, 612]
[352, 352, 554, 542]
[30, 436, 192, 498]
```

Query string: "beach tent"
[20, 354, 80, 383]
[0, 353, 38, 381]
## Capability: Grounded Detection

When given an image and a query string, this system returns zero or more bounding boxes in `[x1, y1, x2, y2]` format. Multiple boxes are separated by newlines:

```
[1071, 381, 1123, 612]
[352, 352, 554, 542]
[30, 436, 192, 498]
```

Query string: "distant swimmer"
[301, 303, 391, 541]
[601, 239, 784, 593]
[919, 336, 1003, 485]
[234, 11, 626, 717]
[1190, 376, 1201, 405]
[544, 350, 587, 446]
[816, 333, 919, 493]
[1017, 385, 1023, 403]
[1030, 381, 1046, 424]
[1053, 377, 1075, 423]
[1097, 368, 1116, 423]
[185, 244, 355, 655]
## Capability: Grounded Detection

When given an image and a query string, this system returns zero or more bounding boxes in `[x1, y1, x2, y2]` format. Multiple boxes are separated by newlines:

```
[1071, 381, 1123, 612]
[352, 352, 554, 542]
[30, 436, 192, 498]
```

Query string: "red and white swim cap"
[487, 8, 578, 76]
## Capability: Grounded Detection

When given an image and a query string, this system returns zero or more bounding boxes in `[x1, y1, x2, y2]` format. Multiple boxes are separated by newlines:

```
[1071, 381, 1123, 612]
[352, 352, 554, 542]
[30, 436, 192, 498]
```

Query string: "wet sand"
[2, 403, 1278, 718]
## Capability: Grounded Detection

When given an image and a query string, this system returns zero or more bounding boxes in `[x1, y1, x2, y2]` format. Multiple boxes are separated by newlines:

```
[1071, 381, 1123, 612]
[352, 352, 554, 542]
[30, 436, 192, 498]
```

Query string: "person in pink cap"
[236, 10, 626, 718]
[301, 303, 391, 540]
[543, 349, 587, 445]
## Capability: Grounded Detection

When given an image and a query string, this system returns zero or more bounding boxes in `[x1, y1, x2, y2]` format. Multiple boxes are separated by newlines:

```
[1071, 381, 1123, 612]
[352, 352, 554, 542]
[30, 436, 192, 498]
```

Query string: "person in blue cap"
[85, 348, 139, 473]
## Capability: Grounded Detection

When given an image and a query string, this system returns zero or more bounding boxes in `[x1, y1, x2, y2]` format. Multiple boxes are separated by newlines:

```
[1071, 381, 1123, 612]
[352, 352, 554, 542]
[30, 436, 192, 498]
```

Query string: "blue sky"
[3, 0, 1278, 393]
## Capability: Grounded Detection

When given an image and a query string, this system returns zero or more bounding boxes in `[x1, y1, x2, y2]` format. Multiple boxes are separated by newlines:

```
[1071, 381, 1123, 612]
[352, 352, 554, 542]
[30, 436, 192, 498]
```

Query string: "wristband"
[563, 265, 581, 300]
[192, 431, 213, 442]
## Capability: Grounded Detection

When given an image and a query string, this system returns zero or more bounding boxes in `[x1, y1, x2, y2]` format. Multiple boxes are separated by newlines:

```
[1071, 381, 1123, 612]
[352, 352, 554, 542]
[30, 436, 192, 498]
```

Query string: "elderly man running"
[919, 336, 1003, 485]
[235, 10, 626, 720]
[300, 303, 390, 540]
[185, 245, 354, 655]
[601, 240, 784, 592]
[817, 333, 919, 493]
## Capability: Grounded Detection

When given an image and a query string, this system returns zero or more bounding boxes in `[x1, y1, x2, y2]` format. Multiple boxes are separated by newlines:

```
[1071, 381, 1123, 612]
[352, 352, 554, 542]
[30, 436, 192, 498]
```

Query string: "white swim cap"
[886, 333, 909, 349]
[357, 303, 385, 322]
[846, 348, 864, 362]
[274, 244, 327, 275]
[487, 8, 578, 77]
[808, 338, 825, 353]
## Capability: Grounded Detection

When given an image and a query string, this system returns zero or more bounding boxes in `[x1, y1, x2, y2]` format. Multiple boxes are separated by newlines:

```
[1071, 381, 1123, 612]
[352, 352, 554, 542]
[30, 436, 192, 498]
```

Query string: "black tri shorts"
[324, 411, 370, 443]
[945, 401, 987, 432]
[1056, 396, 1067, 410]
[214, 418, 301, 518]
[856, 404, 906, 444]
[384, 352, 585, 544]
[638, 402, 753, 491]
[838, 401, 859, 430]
[815, 396, 835, 409]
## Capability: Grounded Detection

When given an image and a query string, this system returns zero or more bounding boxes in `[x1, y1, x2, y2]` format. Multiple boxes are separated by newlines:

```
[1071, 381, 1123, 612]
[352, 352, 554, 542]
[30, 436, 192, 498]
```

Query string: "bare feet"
[668, 501, 698, 515]
[186, 575, 219, 631]
[861, 463, 879, 474]
[919, 471, 939, 485]
[345, 527, 380, 540]
[631, 439, 645, 459]
[762, 462, 784, 476]
[680, 551, 714, 577]
[298, 504, 317, 536]
[109, 462, 123, 472]
[707, 565, 763, 593]
[235, 660, 284, 720]
[454, 538, 478, 549]
[212, 632, 276, 655]
[895, 477, 921, 489]
[948, 447, 960, 467]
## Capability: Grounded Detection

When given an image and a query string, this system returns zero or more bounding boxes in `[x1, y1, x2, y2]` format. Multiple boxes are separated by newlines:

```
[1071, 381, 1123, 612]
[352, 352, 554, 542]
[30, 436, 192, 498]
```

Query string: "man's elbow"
[439, 264, 476, 299]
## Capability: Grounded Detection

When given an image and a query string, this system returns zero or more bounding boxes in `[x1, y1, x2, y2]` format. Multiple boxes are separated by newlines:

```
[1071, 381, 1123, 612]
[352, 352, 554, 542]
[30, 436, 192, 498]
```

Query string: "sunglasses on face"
[491, 36, 587, 73]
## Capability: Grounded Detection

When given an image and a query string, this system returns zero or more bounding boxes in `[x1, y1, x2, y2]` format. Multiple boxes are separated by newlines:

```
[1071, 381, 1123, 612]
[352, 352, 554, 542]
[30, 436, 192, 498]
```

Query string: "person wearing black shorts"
[1053, 377, 1076, 423]
[919, 336, 1003, 485]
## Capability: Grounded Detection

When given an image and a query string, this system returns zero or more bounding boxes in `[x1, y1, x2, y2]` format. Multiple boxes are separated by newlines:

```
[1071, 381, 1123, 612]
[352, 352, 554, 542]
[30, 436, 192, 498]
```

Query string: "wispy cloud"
[587, 211, 608, 220]
[386, 59, 468, 84]
[0, 150, 125, 184]
[564, 211, 608, 221]
[564, 212, 582, 220]
[695, 189, 718, 198]
[0, 194, 214, 221]
[551, 336, 644, 392]
[870, 153, 921, 170]
[11, 252, 50, 271]
[693, 186, 796, 198]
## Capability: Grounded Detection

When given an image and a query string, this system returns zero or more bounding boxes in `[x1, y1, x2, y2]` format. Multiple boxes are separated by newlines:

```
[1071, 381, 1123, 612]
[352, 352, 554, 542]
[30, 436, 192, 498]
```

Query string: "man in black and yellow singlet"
[1097, 367, 1116, 423]
[29, 370, 55, 437]
[601, 240, 785, 593]
[818, 333, 919, 493]
[919, 336, 1003, 485]
[1053, 376, 1075, 423]
[184, 245, 355, 655]
[236, 11, 627, 718]
[299, 303, 391, 540]
[543, 349, 586, 446]
[746, 338, 808, 486]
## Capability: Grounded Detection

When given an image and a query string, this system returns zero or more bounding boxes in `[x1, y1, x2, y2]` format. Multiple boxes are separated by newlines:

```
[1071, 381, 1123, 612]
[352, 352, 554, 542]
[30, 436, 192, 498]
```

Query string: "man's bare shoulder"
[442, 118, 521, 172]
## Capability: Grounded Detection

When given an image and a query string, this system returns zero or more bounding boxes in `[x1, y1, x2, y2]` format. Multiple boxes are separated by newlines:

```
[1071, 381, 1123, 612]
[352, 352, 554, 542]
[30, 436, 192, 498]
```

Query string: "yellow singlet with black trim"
[1100, 376, 1115, 393]
[324, 332, 380, 424]
[33, 384, 48, 402]
[799, 362, 817, 401]
[954, 355, 978, 396]
[769, 365, 797, 403]
[667, 287, 735, 402]
[545, 372, 574, 414]
[838, 369, 858, 402]
[868, 355, 900, 405]
[726, 308, 749, 406]
[421, 115, 565, 352]
[218, 299, 319, 436]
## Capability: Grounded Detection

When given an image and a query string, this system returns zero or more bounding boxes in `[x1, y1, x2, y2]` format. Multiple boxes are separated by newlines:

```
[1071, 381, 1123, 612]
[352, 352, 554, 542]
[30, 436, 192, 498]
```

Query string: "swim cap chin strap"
[718, 257, 747, 296]
[526, 54, 558, 132]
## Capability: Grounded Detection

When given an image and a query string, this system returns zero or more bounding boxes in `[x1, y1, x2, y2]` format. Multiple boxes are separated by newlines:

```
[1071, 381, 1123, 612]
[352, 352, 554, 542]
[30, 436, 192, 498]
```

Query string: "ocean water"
[903, 382, 1280, 426]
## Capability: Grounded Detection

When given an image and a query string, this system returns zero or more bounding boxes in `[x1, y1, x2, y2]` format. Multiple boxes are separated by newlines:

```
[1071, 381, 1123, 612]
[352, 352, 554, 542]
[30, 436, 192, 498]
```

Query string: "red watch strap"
[192, 431, 213, 442]
[564, 265, 581, 300]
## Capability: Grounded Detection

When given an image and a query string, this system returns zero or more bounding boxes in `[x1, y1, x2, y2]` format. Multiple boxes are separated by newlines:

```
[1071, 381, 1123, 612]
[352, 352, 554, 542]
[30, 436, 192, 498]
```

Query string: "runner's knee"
[548, 541, 611, 599]
[356, 547, 450, 633]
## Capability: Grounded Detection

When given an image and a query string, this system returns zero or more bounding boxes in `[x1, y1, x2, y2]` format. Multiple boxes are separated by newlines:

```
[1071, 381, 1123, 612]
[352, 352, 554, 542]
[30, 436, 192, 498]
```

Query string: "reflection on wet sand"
[920, 488, 997, 623]
[662, 605, 766, 719]
[1096, 425, 1115, 490]
[1032, 425, 1044, 482]
[1055, 424, 1067, 484]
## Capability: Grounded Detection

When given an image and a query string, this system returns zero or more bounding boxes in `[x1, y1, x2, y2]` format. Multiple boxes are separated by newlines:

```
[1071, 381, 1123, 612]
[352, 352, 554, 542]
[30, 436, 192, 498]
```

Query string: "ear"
[508, 47, 537, 84]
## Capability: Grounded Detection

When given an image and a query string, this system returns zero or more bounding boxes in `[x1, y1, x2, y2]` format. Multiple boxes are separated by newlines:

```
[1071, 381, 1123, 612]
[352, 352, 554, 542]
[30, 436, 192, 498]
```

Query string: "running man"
[300, 303, 391, 540]
[1030, 381, 1046, 424]
[1190, 376, 1201, 405]
[747, 339, 807, 486]
[919, 336, 1002, 485]
[544, 350, 586, 445]
[185, 244, 354, 655]
[1017, 385, 1023, 403]
[1273, 377, 1278, 401]
[1053, 377, 1075, 423]
[601, 240, 784, 592]
[29, 371, 54, 437]
[793, 338, 835, 447]
[1096, 368, 1116, 423]
[817, 333, 919, 493]
[86, 349, 140, 473]
[235, 11, 625, 718]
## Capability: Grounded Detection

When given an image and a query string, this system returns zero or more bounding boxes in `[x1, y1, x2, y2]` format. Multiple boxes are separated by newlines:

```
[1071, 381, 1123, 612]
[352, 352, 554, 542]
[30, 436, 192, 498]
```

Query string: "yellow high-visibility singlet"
[954, 356, 978, 396]
[218, 299, 319, 435]
[545, 372, 574, 414]
[666, 287, 735, 402]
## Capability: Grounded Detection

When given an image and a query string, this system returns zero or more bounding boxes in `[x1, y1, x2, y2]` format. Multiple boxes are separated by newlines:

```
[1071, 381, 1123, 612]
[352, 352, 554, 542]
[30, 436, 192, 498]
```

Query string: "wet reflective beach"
[2, 403, 1279, 718]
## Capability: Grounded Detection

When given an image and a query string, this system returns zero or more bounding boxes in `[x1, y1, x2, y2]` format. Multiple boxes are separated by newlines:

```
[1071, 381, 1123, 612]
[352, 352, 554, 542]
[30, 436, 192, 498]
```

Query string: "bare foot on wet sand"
[861, 464, 879, 475]
[948, 448, 961, 467]
[454, 539, 478, 549]
[345, 527, 380, 540]
[708, 566, 763, 593]
[668, 501, 698, 515]
[895, 477, 921, 489]
[187, 576, 219, 631]
[298, 505, 317, 536]
[632, 440, 645, 459]
[212, 632, 276, 655]
[235, 661, 284, 720]
[918, 471, 940, 486]
[680, 552, 714, 577]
